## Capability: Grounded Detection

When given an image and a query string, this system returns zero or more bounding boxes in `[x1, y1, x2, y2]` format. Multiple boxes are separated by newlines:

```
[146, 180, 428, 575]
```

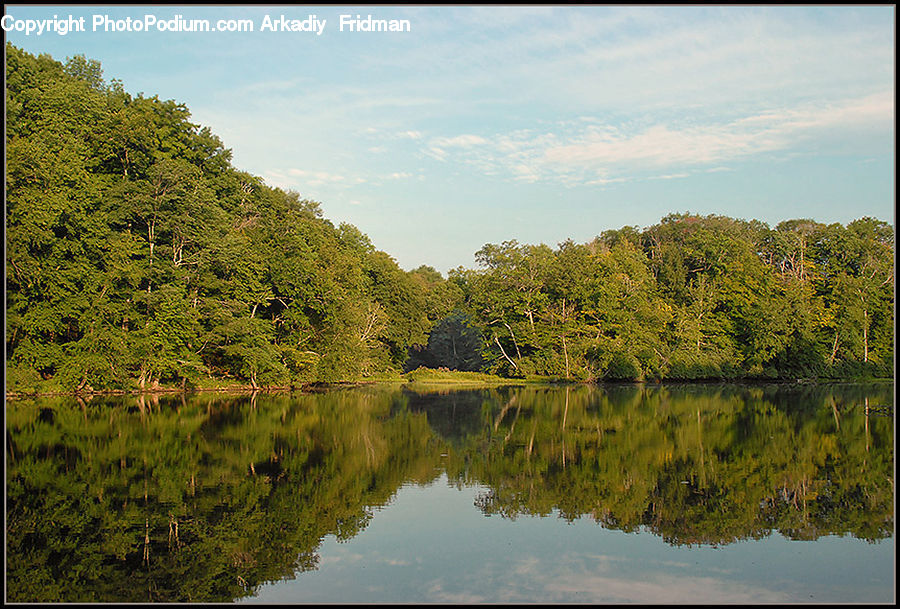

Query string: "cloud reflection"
[419, 552, 794, 604]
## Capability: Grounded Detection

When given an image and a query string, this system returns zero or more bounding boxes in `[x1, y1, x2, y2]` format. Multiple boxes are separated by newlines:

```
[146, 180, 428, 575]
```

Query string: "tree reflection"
[6, 382, 893, 602]
[430, 383, 893, 546]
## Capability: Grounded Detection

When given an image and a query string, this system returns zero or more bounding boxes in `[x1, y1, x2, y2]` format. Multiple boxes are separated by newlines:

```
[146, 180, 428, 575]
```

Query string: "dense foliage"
[459, 214, 894, 381]
[5, 45, 894, 392]
[6, 45, 448, 392]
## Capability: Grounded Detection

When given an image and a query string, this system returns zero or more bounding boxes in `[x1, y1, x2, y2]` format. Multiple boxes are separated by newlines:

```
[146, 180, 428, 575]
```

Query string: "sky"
[3, 4, 895, 274]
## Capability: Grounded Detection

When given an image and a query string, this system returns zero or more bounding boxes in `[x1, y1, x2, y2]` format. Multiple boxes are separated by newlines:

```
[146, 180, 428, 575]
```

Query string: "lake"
[5, 382, 894, 603]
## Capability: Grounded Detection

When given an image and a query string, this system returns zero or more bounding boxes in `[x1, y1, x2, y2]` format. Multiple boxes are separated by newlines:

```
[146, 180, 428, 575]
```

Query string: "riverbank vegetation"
[5, 45, 894, 395]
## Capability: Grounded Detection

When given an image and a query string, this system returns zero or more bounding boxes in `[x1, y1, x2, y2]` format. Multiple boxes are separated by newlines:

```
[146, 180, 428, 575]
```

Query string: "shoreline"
[5, 373, 893, 400]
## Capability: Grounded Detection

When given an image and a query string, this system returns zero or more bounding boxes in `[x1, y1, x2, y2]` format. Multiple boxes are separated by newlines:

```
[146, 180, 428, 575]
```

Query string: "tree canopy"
[6, 44, 441, 393]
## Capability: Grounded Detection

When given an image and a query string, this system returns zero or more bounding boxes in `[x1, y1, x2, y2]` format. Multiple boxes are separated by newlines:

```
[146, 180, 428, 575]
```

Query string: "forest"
[5, 44, 895, 394]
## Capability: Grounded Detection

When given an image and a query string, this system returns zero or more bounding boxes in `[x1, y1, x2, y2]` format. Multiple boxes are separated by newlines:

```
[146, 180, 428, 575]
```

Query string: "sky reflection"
[243, 475, 894, 604]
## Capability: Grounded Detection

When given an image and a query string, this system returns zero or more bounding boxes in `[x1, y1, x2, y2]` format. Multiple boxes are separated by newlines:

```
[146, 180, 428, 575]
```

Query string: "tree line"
[5, 45, 894, 393]
[446, 212, 893, 382]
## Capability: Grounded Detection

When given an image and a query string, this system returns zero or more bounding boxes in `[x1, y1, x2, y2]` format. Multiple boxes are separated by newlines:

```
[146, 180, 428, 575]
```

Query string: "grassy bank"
[6, 365, 893, 400]
[401, 367, 529, 386]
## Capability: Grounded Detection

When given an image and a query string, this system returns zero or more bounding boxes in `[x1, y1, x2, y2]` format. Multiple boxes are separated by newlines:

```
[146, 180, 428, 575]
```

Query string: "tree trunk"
[148, 220, 155, 266]
[863, 308, 868, 363]
[503, 322, 522, 360]
[147, 219, 155, 293]
[494, 335, 518, 369]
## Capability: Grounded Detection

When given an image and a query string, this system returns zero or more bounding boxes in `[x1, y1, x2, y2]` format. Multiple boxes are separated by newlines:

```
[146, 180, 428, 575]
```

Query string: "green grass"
[402, 367, 526, 385]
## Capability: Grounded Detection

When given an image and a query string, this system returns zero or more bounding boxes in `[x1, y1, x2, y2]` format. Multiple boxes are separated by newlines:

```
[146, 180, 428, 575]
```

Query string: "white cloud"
[585, 177, 630, 186]
[189, 6, 891, 206]
[260, 168, 363, 194]
[651, 173, 691, 180]
[286, 168, 351, 187]
[419, 90, 893, 187]
[540, 570, 790, 604]
[429, 134, 490, 148]
[426, 146, 447, 161]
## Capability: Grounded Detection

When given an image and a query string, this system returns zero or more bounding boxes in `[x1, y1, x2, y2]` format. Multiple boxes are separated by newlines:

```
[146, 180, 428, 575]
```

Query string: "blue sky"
[4, 5, 895, 273]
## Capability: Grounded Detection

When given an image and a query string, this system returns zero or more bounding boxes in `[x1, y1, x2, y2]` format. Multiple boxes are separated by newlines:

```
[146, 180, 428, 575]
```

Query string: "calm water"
[5, 382, 894, 603]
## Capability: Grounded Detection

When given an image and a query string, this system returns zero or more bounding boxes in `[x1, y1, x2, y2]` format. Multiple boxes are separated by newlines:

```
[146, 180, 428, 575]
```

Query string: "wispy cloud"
[287, 169, 351, 186]
[540, 570, 791, 604]
[430, 134, 490, 148]
[261, 168, 356, 193]
[416, 551, 794, 604]
[420, 90, 893, 187]
[193, 6, 891, 201]
[262, 166, 422, 194]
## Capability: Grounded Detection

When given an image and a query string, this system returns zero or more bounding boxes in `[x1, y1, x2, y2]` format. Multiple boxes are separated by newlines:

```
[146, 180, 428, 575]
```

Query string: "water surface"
[5, 382, 894, 603]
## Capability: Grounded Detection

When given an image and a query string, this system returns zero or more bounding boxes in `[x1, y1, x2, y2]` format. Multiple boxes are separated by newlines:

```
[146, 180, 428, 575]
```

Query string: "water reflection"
[5, 382, 893, 602]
